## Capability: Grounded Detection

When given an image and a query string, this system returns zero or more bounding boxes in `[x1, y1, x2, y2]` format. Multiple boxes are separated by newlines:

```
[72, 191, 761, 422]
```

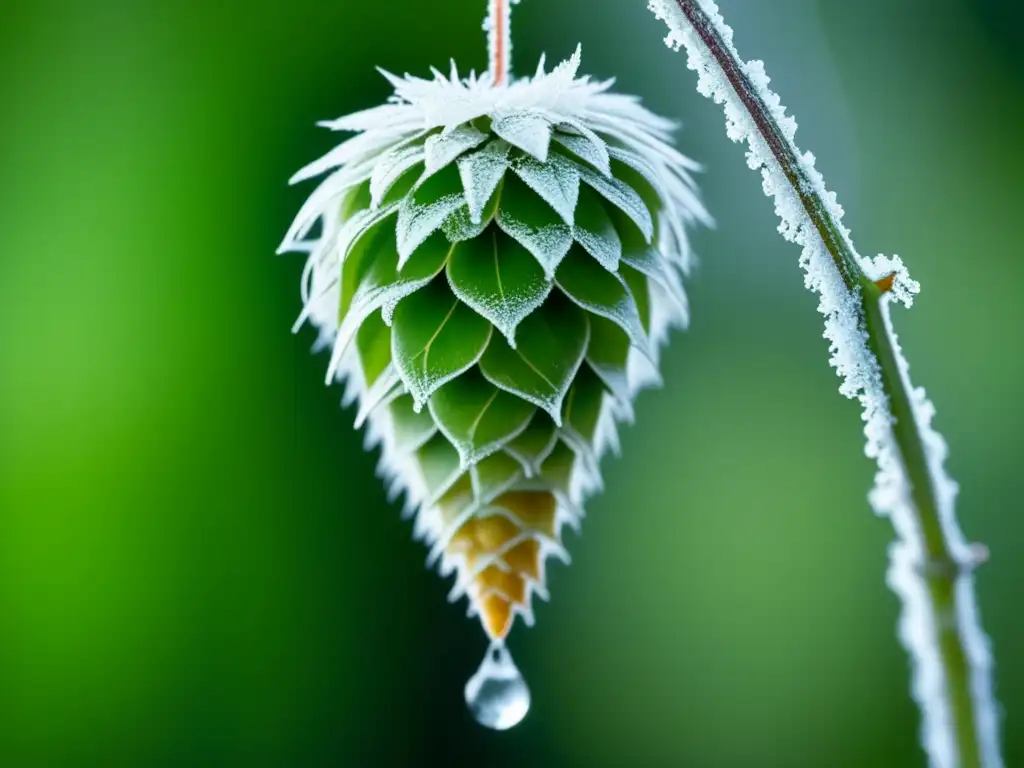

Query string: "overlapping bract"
[281, 49, 709, 641]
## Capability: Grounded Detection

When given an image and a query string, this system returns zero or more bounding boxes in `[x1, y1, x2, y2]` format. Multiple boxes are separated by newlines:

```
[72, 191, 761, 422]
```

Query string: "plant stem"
[488, 0, 511, 86]
[663, 1, 1000, 765]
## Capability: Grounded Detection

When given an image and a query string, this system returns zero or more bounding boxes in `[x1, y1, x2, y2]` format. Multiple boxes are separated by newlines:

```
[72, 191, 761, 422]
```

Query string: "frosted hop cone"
[280, 39, 709, 726]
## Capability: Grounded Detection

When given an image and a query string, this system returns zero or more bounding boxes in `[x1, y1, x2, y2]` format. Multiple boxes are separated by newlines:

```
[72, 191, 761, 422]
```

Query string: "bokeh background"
[1, 0, 1021, 765]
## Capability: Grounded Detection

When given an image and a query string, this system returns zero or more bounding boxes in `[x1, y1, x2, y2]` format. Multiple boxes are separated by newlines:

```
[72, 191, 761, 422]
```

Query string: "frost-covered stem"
[487, 0, 512, 86]
[652, 1, 1001, 766]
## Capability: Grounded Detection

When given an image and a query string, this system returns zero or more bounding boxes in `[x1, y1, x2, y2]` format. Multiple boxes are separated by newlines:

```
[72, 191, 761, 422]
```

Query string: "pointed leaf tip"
[425, 126, 488, 174]
[396, 164, 467, 264]
[428, 370, 535, 469]
[492, 112, 553, 163]
[572, 185, 622, 272]
[497, 173, 573, 278]
[458, 140, 511, 224]
[447, 229, 553, 346]
[512, 153, 580, 227]
[391, 278, 493, 406]
[479, 293, 590, 424]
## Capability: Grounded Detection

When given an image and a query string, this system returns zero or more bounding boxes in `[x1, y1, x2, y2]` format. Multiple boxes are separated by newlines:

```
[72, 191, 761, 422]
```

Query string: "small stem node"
[874, 272, 897, 294]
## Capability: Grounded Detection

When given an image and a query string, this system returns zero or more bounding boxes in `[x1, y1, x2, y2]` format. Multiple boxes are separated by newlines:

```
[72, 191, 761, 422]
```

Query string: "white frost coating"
[552, 127, 611, 177]
[371, 145, 426, 209]
[492, 111, 553, 162]
[574, 162, 655, 243]
[495, 211, 573, 278]
[511, 153, 581, 226]
[396, 191, 466, 266]
[459, 140, 511, 223]
[424, 126, 489, 175]
[282, 40, 708, 658]
[572, 206, 623, 272]
[647, 2, 998, 767]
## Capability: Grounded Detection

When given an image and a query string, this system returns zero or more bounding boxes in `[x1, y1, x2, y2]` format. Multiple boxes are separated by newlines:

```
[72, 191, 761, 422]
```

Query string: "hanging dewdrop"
[280, 0, 709, 729]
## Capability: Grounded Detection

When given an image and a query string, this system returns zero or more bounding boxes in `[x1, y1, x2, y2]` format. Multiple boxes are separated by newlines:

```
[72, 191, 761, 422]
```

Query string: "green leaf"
[585, 315, 633, 406]
[551, 124, 611, 176]
[424, 126, 488, 174]
[491, 111, 552, 162]
[540, 439, 576, 496]
[415, 433, 463, 504]
[335, 229, 451, 362]
[341, 180, 372, 221]
[391, 277, 493, 407]
[603, 192, 648, 254]
[396, 164, 466, 263]
[479, 293, 589, 424]
[615, 264, 665, 394]
[608, 147, 666, 225]
[339, 216, 390, 323]
[434, 474, 475, 532]
[572, 160, 654, 243]
[572, 185, 622, 272]
[458, 139, 511, 224]
[496, 172, 573, 278]
[556, 246, 651, 360]
[512, 153, 580, 226]
[370, 145, 425, 208]
[536, 440, 586, 526]
[621, 247, 689, 317]
[441, 177, 502, 243]
[561, 364, 608, 469]
[355, 310, 392, 388]
[446, 228, 552, 345]
[620, 263, 651, 335]
[390, 395, 438, 454]
[335, 203, 399, 276]
[428, 369, 536, 468]
[354, 363, 404, 429]
[471, 452, 525, 504]
[504, 413, 559, 477]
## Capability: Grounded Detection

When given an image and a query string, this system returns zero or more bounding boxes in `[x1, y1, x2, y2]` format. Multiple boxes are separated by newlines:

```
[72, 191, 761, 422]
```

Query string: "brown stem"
[489, 0, 510, 86]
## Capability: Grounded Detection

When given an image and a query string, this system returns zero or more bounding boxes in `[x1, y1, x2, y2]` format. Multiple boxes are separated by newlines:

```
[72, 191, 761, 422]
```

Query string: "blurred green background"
[1, 0, 1021, 765]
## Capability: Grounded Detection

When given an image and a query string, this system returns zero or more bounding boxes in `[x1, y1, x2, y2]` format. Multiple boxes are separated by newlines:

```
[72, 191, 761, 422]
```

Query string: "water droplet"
[465, 641, 530, 730]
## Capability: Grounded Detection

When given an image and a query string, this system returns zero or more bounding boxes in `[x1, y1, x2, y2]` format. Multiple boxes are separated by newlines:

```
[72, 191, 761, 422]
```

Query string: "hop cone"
[281, 48, 708, 650]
